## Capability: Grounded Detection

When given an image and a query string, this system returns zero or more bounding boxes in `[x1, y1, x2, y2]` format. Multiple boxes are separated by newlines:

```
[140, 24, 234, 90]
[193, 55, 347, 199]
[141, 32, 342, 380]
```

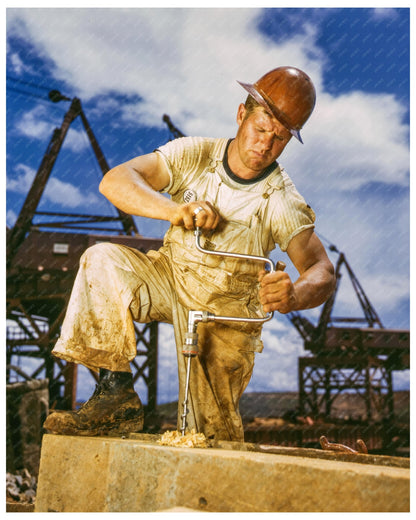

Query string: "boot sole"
[45, 415, 144, 437]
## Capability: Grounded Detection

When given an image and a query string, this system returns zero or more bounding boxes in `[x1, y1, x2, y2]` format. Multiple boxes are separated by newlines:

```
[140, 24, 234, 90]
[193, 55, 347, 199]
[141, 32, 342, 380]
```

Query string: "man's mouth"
[251, 150, 268, 161]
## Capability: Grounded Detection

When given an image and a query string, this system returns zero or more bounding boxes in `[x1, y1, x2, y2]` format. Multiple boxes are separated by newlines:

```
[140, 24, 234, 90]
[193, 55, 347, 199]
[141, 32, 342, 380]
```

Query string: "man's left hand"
[258, 270, 297, 314]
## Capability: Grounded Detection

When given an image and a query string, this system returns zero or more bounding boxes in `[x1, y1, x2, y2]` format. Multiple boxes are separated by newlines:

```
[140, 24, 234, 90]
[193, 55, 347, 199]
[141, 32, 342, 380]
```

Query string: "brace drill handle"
[194, 227, 286, 323]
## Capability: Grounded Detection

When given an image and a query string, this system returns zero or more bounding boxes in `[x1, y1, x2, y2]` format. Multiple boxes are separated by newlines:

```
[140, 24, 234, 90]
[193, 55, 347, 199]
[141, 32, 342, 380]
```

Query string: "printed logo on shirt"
[183, 189, 197, 203]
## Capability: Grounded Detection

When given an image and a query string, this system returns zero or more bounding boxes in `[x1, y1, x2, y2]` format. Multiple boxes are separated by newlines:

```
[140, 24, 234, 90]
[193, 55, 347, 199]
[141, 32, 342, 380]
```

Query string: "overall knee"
[80, 242, 122, 270]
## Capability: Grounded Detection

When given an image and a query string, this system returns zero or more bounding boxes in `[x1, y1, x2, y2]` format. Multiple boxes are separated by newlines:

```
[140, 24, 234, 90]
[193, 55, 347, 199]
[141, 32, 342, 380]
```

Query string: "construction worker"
[44, 66, 335, 441]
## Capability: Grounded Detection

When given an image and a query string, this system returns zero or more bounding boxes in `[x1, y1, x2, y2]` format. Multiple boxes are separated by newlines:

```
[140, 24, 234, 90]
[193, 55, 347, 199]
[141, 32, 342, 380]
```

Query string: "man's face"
[234, 104, 292, 178]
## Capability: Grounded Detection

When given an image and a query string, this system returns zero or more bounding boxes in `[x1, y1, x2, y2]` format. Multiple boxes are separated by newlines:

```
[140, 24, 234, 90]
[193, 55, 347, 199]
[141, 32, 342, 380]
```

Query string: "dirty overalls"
[52, 136, 315, 441]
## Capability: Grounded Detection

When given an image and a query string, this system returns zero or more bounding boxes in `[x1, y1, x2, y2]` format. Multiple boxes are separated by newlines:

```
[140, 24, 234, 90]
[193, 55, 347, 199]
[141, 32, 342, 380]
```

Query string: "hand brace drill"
[180, 227, 285, 435]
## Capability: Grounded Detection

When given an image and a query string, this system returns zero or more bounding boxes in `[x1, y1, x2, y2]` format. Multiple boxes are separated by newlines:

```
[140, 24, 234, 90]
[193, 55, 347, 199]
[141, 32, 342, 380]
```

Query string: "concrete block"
[35, 434, 409, 513]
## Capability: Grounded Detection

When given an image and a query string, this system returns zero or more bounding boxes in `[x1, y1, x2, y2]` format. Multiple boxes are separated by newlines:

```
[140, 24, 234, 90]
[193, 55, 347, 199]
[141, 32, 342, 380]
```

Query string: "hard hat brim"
[237, 80, 304, 144]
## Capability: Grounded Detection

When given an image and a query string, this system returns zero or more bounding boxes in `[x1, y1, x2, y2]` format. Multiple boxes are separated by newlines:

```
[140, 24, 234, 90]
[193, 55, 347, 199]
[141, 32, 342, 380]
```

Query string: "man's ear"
[236, 103, 246, 125]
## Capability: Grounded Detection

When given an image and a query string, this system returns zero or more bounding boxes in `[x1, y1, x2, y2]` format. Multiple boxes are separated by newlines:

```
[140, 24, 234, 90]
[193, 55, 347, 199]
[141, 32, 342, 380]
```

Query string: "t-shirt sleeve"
[270, 183, 316, 252]
[155, 137, 205, 195]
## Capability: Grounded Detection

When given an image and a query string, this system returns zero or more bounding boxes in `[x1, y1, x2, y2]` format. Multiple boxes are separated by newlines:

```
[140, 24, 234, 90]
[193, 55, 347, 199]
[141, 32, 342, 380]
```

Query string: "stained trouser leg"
[52, 242, 174, 372]
[173, 317, 256, 442]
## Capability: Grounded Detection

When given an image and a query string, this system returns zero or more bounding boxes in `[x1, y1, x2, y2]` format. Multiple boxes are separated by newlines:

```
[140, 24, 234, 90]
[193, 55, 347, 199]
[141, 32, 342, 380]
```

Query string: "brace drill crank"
[180, 227, 286, 435]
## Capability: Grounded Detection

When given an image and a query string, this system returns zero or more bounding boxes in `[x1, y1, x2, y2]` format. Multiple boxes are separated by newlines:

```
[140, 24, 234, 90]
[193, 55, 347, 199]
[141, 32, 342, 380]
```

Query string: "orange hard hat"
[238, 66, 316, 143]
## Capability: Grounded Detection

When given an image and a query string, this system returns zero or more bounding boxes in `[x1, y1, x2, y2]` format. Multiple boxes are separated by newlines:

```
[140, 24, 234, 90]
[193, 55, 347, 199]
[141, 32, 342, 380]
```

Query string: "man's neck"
[225, 139, 276, 184]
[227, 139, 259, 179]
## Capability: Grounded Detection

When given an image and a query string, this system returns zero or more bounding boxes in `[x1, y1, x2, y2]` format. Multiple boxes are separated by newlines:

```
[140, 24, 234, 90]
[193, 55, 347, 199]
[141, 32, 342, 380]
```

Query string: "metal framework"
[298, 356, 394, 421]
[289, 249, 409, 422]
[6, 92, 162, 411]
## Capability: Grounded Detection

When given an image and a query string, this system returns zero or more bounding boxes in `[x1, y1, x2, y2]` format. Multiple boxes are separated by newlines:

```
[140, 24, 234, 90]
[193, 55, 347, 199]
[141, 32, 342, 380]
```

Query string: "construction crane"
[7, 91, 138, 269]
[6, 90, 162, 411]
[162, 114, 185, 139]
[288, 244, 409, 422]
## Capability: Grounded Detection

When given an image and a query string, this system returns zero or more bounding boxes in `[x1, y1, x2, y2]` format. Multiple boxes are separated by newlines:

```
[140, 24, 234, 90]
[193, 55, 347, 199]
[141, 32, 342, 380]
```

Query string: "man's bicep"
[286, 228, 329, 274]
[125, 152, 171, 192]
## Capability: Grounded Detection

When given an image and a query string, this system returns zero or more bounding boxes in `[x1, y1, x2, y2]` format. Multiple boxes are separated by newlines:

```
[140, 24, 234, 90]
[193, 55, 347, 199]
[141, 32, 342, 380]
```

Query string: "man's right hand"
[100, 153, 220, 231]
[169, 201, 221, 230]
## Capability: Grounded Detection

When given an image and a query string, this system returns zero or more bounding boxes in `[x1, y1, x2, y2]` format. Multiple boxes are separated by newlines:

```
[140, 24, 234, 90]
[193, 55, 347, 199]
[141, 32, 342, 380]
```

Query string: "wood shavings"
[158, 429, 208, 448]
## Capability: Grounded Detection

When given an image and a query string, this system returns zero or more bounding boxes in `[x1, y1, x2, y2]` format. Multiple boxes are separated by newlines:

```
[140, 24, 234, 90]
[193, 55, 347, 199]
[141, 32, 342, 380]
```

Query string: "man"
[44, 66, 335, 441]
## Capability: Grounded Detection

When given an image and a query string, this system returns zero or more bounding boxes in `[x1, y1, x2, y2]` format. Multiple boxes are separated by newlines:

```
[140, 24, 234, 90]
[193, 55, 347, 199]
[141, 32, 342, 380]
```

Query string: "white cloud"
[6, 8, 325, 138]
[63, 127, 91, 153]
[157, 323, 179, 403]
[287, 91, 409, 192]
[8, 50, 28, 75]
[13, 104, 91, 153]
[6, 209, 18, 228]
[7, 164, 36, 194]
[371, 8, 399, 21]
[44, 177, 101, 208]
[332, 269, 409, 317]
[14, 105, 54, 142]
[247, 319, 305, 392]
[7, 163, 100, 208]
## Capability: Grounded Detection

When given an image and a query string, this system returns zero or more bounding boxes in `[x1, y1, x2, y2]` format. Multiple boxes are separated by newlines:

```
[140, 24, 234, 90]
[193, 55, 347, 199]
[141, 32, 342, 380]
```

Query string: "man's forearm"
[292, 261, 336, 311]
[99, 164, 178, 222]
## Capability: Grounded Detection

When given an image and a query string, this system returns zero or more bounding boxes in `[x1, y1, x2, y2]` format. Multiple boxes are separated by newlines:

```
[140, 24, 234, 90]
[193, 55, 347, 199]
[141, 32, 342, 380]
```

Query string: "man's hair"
[244, 95, 262, 119]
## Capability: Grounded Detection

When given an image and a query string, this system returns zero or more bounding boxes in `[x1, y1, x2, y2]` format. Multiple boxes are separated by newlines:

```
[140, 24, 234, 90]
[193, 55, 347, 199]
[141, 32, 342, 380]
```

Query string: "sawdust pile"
[158, 429, 208, 448]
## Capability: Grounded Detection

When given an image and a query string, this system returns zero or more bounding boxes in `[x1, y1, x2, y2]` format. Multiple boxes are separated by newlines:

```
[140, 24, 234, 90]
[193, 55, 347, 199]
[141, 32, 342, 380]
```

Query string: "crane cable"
[6, 75, 69, 108]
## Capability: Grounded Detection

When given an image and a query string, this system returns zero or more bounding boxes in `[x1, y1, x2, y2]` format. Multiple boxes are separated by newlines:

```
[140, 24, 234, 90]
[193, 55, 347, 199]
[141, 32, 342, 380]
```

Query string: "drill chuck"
[183, 332, 199, 356]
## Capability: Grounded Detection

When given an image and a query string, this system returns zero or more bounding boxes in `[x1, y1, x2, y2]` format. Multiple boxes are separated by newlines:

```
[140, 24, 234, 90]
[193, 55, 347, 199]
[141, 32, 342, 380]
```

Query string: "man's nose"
[259, 133, 273, 151]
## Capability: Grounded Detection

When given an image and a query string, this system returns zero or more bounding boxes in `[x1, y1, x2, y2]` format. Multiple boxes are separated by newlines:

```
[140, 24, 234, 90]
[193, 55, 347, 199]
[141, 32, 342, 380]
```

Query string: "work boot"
[43, 369, 144, 436]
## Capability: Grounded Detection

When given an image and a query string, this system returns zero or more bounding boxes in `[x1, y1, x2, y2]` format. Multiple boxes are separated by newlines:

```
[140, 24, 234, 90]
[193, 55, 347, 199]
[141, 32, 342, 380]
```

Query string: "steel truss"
[6, 266, 160, 410]
[298, 355, 394, 421]
[290, 250, 409, 422]
[6, 91, 162, 411]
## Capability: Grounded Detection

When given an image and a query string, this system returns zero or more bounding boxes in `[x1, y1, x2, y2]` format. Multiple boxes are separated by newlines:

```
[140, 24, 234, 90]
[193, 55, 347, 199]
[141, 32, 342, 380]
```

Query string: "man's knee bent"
[80, 242, 131, 270]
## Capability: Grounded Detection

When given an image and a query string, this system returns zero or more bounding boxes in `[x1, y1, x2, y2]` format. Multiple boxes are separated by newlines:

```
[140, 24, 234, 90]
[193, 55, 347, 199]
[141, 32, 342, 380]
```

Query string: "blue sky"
[5, 5, 411, 403]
